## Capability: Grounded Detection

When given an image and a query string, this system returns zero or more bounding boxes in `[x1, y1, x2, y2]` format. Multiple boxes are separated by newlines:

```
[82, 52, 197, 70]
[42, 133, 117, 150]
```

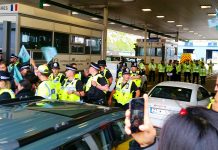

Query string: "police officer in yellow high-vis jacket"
[59, 65, 84, 102]
[85, 62, 109, 105]
[0, 71, 15, 100]
[98, 60, 113, 86]
[130, 62, 142, 88]
[49, 62, 65, 95]
[35, 65, 57, 100]
[71, 63, 82, 80]
[108, 68, 140, 110]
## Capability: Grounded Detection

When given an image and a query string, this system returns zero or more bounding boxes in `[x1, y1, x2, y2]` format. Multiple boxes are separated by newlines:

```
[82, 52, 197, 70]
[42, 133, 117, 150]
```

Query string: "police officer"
[49, 62, 65, 94]
[0, 71, 15, 100]
[192, 60, 200, 84]
[117, 62, 127, 79]
[175, 61, 181, 81]
[98, 60, 113, 86]
[8, 54, 20, 74]
[208, 60, 214, 75]
[166, 60, 173, 81]
[183, 60, 191, 83]
[130, 62, 141, 88]
[158, 60, 165, 83]
[108, 68, 140, 110]
[199, 62, 207, 85]
[71, 63, 81, 80]
[59, 65, 84, 102]
[19, 63, 31, 78]
[85, 62, 109, 105]
[35, 65, 57, 100]
[148, 59, 156, 82]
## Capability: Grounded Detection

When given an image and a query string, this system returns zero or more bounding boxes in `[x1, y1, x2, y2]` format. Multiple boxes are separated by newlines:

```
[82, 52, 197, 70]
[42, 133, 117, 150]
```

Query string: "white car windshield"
[149, 86, 192, 102]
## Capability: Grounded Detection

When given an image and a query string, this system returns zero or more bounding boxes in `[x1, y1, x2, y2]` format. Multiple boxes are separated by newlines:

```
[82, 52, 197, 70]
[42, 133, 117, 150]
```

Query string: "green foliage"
[107, 30, 136, 52]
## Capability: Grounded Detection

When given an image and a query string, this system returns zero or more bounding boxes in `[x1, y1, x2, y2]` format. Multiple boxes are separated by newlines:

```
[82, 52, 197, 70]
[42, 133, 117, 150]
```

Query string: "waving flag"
[41, 47, 57, 63]
[18, 45, 30, 63]
[13, 66, 23, 83]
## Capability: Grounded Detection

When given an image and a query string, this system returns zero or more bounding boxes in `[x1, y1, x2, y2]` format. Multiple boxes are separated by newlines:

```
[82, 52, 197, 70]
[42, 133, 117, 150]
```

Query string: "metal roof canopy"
[3, 0, 218, 40]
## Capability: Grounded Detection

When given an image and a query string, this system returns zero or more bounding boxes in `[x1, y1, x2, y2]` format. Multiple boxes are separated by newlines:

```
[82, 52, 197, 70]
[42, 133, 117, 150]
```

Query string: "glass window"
[71, 45, 85, 53]
[146, 48, 155, 56]
[197, 87, 210, 101]
[110, 120, 129, 143]
[149, 86, 192, 102]
[61, 138, 90, 150]
[85, 38, 101, 55]
[54, 32, 69, 53]
[71, 36, 85, 44]
[20, 27, 52, 49]
[136, 47, 144, 56]
[92, 130, 110, 150]
[157, 48, 162, 56]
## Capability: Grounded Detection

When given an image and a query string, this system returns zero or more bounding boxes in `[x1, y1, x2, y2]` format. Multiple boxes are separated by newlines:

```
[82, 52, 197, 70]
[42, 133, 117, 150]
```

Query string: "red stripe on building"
[15, 4, 18, 11]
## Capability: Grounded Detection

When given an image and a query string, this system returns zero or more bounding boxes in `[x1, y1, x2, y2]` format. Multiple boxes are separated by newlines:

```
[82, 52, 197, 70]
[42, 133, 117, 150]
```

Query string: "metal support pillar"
[143, 27, 147, 63]
[102, 7, 108, 60]
[3, 21, 11, 65]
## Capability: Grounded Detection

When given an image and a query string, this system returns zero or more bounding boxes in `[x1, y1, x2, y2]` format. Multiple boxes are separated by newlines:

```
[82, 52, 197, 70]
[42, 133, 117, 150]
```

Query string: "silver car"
[148, 81, 211, 128]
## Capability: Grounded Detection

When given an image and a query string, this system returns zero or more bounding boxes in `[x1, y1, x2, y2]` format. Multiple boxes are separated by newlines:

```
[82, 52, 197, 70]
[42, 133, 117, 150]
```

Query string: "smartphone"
[129, 97, 144, 133]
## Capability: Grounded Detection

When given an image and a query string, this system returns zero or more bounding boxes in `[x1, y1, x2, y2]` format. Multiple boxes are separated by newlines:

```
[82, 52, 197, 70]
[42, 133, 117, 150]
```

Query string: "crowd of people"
[0, 54, 147, 109]
[0, 54, 215, 111]
[148, 59, 214, 85]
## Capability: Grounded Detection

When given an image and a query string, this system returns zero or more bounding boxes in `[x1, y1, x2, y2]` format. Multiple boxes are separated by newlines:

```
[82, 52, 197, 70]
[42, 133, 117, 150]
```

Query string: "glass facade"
[20, 27, 52, 49]
[54, 32, 69, 53]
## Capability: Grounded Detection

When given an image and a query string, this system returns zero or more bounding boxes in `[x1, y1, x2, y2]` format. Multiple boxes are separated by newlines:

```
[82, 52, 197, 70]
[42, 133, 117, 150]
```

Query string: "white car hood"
[148, 97, 193, 128]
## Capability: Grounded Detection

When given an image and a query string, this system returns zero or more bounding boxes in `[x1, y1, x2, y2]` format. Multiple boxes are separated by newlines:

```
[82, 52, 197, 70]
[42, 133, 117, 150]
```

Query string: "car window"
[59, 138, 90, 150]
[197, 87, 210, 101]
[110, 120, 129, 143]
[149, 86, 192, 102]
[92, 129, 111, 150]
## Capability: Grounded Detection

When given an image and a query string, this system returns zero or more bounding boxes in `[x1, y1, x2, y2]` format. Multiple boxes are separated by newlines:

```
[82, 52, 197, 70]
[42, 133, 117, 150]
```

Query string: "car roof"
[0, 97, 123, 149]
[154, 81, 201, 89]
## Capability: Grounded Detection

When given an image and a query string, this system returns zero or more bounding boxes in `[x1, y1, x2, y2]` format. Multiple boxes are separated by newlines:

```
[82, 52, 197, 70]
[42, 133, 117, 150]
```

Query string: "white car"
[148, 81, 211, 128]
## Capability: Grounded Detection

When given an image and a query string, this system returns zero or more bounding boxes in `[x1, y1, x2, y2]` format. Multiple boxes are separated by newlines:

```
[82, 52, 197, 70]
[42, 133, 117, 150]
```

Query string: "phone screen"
[129, 97, 144, 133]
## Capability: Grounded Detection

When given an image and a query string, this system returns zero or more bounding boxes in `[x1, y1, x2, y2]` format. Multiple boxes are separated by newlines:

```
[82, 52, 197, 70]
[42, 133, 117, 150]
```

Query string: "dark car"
[0, 97, 131, 150]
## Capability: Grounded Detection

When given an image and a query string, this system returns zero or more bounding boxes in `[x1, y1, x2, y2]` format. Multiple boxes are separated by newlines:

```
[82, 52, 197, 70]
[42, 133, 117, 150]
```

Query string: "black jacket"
[16, 89, 34, 99]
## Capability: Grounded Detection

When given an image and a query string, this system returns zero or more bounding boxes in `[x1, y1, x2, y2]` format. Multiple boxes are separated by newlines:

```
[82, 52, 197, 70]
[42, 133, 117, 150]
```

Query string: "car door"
[197, 87, 210, 106]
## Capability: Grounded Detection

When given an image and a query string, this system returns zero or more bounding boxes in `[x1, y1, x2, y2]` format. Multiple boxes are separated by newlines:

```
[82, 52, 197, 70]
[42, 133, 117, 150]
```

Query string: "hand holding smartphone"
[129, 97, 144, 133]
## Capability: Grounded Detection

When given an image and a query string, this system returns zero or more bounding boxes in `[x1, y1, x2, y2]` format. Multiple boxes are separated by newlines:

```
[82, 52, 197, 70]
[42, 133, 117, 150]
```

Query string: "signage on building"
[0, 4, 18, 13]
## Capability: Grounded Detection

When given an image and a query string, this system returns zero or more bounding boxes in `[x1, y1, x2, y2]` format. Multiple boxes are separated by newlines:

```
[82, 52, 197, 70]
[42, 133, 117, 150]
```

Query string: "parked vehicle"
[0, 97, 131, 150]
[148, 81, 210, 128]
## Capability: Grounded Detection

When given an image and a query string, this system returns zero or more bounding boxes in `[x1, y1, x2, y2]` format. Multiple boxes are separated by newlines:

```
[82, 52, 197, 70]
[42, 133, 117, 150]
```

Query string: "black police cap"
[0, 71, 10, 81]
[90, 62, 100, 70]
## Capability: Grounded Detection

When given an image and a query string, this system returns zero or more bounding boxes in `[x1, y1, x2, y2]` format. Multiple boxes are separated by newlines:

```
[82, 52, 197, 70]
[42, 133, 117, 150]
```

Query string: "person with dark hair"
[16, 79, 34, 98]
[35, 65, 57, 99]
[125, 94, 218, 150]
